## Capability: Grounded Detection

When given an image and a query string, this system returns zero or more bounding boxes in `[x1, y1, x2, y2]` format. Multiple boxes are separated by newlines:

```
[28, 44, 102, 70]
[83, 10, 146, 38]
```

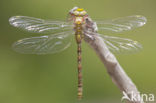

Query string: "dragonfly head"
[69, 7, 87, 16]
[67, 7, 88, 23]
[73, 8, 87, 16]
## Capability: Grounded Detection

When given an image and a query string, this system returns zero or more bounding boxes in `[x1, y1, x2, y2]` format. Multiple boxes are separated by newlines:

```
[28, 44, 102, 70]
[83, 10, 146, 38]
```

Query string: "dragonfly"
[9, 7, 147, 100]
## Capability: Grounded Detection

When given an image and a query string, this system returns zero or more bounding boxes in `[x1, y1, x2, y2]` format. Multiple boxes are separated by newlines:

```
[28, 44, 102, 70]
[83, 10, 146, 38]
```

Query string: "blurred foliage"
[0, 0, 156, 103]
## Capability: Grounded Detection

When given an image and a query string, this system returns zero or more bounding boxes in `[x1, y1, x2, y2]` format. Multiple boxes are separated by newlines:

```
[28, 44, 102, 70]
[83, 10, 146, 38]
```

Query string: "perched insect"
[9, 7, 147, 100]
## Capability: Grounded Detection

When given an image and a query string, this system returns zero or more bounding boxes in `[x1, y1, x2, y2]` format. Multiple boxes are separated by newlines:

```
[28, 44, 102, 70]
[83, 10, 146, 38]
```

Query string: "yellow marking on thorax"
[75, 17, 83, 24]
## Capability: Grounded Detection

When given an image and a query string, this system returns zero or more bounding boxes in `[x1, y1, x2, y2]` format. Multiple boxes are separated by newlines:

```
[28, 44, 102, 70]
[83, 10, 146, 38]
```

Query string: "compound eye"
[80, 11, 87, 15]
[74, 11, 79, 15]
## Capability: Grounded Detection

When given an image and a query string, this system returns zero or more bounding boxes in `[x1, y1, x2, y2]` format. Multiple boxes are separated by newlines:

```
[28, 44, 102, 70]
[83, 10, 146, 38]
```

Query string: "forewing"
[95, 15, 147, 33]
[9, 16, 73, 34]
[100, 34, 142, 54]
[12, 31, 73, 54]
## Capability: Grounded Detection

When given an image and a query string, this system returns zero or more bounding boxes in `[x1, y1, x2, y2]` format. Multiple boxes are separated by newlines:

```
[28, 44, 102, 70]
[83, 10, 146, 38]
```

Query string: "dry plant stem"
[84, 33, 143, 103]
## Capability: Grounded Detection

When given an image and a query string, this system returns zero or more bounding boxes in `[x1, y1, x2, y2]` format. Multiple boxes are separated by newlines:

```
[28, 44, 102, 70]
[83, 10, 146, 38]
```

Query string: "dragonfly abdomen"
[75, 24, 83, 100]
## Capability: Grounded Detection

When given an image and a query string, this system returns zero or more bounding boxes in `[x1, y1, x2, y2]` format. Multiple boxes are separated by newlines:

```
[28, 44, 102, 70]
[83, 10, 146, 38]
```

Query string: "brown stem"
[83, 31, 143, 103]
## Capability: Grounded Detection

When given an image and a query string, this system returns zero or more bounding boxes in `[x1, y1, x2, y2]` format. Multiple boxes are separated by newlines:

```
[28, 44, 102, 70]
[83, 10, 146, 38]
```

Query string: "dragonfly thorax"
[75, 17, 84, 24]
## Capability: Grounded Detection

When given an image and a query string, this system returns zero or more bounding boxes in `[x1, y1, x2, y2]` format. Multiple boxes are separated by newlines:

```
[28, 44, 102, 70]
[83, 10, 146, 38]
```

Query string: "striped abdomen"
[75, 23, 83, 100]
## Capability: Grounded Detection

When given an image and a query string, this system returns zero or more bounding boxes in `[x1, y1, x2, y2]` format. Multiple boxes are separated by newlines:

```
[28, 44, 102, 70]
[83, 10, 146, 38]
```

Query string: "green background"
[0, 0, 156, 103]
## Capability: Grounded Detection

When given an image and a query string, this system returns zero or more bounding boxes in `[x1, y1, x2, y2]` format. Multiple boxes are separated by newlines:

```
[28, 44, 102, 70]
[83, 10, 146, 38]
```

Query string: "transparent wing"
[95, 15, 147, 33]
[12, 31, 73, 54]
[9, 16, 73, 34]
[99, 34, 142, 54]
